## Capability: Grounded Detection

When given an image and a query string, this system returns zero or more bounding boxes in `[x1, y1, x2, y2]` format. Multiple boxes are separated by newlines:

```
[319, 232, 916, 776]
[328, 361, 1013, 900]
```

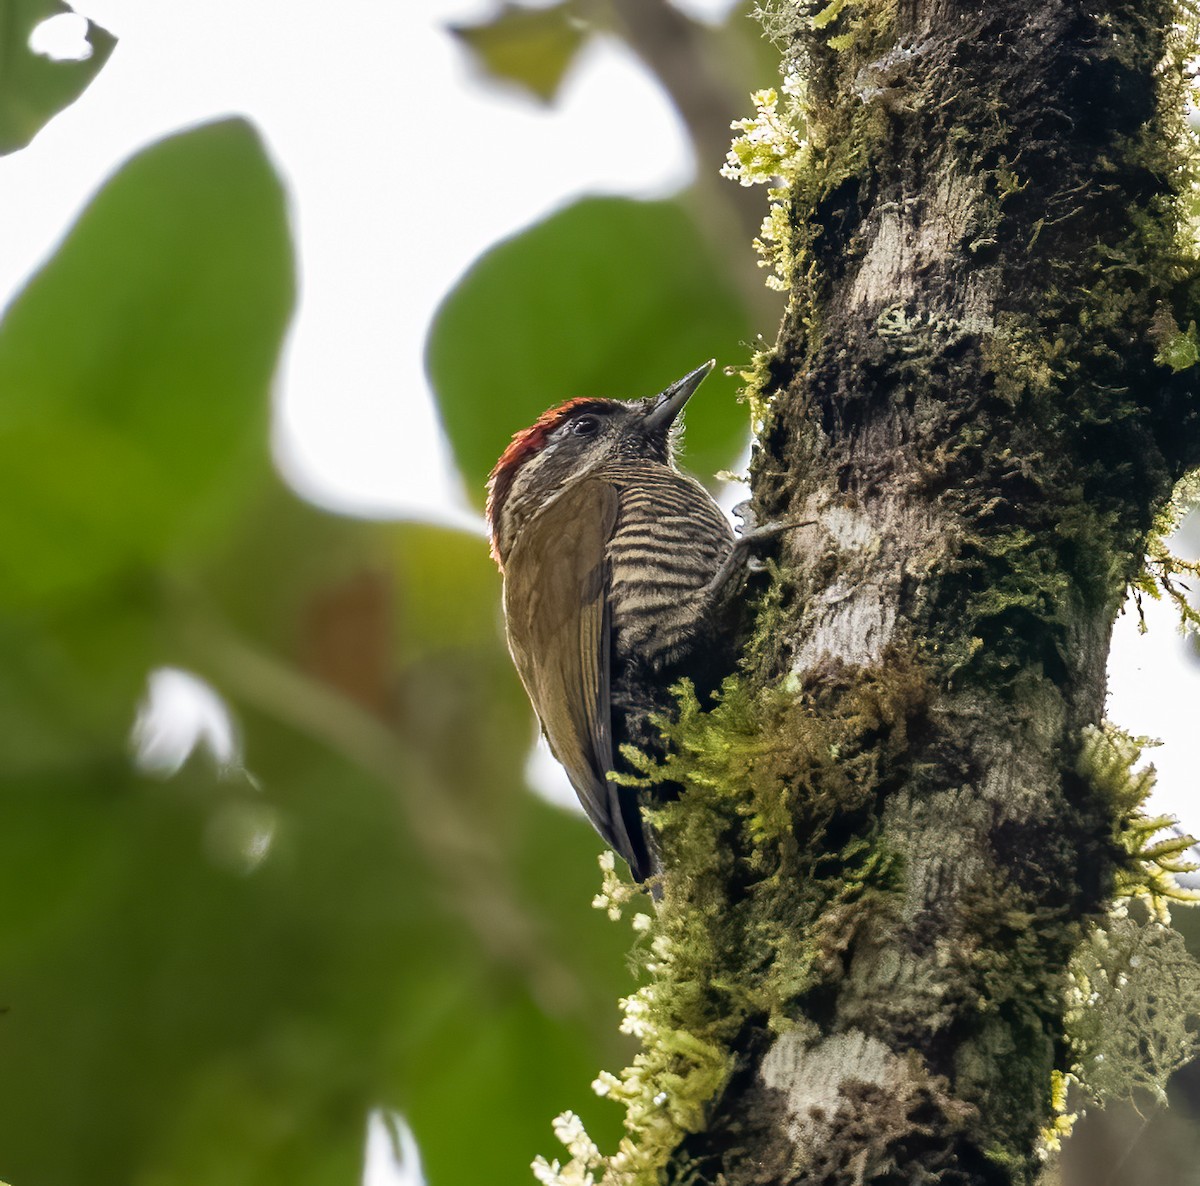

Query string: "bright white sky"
[4, 0, 1199, 1057]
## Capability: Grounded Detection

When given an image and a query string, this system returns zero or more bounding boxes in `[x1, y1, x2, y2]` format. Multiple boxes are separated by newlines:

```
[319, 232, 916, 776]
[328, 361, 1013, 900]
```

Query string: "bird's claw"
[732, 499, 759, 532]
[735, 517, 815, 546]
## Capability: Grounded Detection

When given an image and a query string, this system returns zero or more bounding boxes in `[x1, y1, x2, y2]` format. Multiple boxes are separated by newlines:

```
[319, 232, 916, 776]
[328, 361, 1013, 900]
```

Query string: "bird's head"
[486, 360, 714, 569]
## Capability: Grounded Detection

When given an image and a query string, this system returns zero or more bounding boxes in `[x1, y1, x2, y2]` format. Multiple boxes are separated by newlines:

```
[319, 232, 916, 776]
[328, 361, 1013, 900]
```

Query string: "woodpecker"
[487, 361, 772, 885]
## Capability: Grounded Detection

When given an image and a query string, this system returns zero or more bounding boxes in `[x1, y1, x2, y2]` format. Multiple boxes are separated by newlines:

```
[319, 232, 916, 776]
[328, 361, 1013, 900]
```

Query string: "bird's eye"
[571, 416, 600, 437]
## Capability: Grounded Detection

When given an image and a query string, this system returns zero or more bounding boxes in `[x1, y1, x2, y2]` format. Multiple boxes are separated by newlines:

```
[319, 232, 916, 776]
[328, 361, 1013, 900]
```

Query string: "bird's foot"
[704, 517, 815, 608]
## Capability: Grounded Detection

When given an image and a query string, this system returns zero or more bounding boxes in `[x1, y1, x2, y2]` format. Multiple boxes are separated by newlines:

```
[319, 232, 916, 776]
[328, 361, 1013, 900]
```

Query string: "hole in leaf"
[131, 667, 239, 776]
[363, 1109, 427, 1186]
[28, 12, 93, 62]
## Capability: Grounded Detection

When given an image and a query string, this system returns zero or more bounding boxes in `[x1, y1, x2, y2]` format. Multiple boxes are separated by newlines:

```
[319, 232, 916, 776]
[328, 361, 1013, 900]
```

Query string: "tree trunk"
[624, 2, 1200, 1184]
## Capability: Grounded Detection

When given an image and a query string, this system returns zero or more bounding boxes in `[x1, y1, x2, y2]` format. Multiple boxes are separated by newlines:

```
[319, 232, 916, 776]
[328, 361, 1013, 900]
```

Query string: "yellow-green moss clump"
[1040, 726, 1200, 1152]
[725, 0, 897, 426]
[533, 666, 925, 1186]
[1130, 471, 1200, 635]
[721, 80, 807, 432]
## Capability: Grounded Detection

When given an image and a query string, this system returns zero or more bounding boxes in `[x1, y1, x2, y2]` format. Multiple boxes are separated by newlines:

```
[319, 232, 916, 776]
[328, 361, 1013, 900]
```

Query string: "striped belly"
[605, 464, 733, 668]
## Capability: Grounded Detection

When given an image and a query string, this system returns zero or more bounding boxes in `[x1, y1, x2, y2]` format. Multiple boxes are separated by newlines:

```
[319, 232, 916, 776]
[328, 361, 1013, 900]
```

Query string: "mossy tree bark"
[651, 2, 1200, 1184]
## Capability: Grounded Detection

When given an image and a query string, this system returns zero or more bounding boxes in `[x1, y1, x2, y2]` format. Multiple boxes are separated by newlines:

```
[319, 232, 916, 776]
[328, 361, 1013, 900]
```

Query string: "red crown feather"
[486, 397, 612, 566]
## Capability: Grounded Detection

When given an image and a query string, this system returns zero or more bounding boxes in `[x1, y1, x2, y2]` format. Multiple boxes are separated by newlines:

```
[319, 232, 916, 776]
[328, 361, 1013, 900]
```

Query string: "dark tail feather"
[618, 788, 665, 900]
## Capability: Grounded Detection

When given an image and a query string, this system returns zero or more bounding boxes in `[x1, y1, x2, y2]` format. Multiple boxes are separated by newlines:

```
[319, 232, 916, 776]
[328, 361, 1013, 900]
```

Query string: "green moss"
[955, 205, 1196, 664]
[1130, 472, 1200, 635]
[1154, 319, 1200, 372]
[535, 663, 926, 1184]
[946, 874, 1083, 1166]
[733, 342, 780, 435]
[726, 0, 897, 424]
[1075, 725, 1198, 916]
[810, 0, 851, 30]
[942, 259, 1185, 684]
[902, 0, 1200, 686]
[738, 0, 1200, 681]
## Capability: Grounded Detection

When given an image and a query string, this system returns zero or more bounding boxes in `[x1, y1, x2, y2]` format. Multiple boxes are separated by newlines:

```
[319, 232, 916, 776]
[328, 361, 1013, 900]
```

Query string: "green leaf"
[192, 510, 536, 842]
[185, 513, 637, 1186]
[0, 747, 459, 1186]
[426, 196, 754, 504]
[0, 0, 116, 154]
[404, 986, 627, 1186]
[188, 477, 391, 662]
[0, 118, 293, 760]
[448, 1, 589, 105]
[0, 98, 643, 1186]
[0, 117, 294, 609]
[0, 685, 632, 1186]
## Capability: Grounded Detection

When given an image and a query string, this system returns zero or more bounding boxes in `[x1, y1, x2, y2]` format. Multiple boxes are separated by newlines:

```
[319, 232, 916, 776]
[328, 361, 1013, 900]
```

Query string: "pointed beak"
[642, 359, 715, 435]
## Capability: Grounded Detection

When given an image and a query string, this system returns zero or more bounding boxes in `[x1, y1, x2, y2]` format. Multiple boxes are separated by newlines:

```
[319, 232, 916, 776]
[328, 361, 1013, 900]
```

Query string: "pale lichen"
[1065, 913, 1200, 1105]
[1041, 725, 1200, 1150]
[751, 1, 804, 57]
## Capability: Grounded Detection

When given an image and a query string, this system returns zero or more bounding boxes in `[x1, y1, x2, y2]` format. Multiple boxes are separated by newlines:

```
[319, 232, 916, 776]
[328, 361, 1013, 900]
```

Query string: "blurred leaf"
[448, 1, 589, 105]
[390, 766, 635, 1186]
[727, 0, 792, 86]
[512, 793, 634, 1007]
[0, 681, 633, 1186]
[0, 117, 294, 609]
[404, 983, 625, 1186]
[191, 501, 530, 833]
[426, 196, 753, 504]
[386, 524, 537, 836]
[0, 118, 293, 760]
[0, 1, 115, 154]
[0, 591, 155, 773]
[391, 521, 498, 664]
[190, 477, 390, 666]
[0, 742, 457, 1186]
